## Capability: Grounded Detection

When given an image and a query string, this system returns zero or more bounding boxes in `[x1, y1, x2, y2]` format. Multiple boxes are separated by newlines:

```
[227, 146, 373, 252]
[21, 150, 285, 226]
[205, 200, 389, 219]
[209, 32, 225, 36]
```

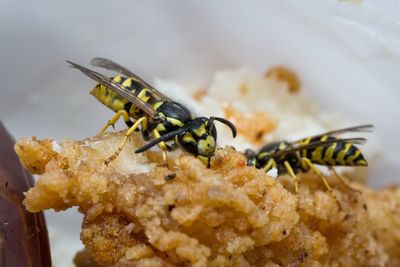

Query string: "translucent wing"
[90, 57, 171, 101]
[67, 60, 157, 118]
[273, 137, 367, 158]
[291, 124, 374, 144]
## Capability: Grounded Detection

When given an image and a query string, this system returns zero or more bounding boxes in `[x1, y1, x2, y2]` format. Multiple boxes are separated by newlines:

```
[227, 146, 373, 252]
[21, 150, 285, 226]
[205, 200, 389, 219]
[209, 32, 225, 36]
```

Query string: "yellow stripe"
[112, 98, 126, 111]
[258, 152, 269, 160]
[198, 136, 215, 155]
[193, 124, 206, 137]
[324, 144, 336, 165]
[153, 101, 163, 110]
[166, 117, 185, 127]
[138, 88, 151, 103]
[300, 138, 310, 146]
[346, 150, 361, 165]
[336, 143, 351, 165]
[356, 159, 367, 166]
[278, 142, 287, 150]
[300, 138, 311, 157]
[155, 123, 166, 132]
[113, 75, 122, 83]
[183, 133, 196, 144]
[321, 135, 329, 141]
[122, 78, 132, 88]
[311, 145, 324, 164]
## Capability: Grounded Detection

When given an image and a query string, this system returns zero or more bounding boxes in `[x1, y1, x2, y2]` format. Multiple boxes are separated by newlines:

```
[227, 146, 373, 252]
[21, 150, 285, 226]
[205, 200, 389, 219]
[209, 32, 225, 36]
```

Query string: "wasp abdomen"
[90, 76, 159, 118]
[306, 141, 367, 167]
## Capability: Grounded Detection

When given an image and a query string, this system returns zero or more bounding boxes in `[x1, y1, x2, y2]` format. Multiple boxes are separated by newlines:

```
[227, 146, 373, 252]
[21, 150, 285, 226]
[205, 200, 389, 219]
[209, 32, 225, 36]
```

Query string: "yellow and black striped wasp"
[67, 58, 237, 166]
[245, 125, 373, 193]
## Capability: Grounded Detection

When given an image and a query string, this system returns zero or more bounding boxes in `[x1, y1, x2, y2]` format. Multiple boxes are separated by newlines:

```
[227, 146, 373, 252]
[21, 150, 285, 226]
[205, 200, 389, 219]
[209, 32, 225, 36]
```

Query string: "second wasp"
[246, 124, 373, 193]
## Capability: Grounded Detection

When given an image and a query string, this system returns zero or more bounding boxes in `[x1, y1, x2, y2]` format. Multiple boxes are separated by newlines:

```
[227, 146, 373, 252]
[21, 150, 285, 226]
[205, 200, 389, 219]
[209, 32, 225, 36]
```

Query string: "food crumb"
[266, 66, 300, 93]
[224, 104, 277, 144]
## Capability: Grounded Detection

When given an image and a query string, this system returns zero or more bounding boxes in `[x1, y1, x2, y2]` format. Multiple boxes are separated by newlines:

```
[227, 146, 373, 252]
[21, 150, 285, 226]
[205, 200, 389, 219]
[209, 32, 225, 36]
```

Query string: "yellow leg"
[104, 117, 147, 165]
[283, 161, 299, 193]
[301, 158, 332, 192]
[263, 159, 275, 172]
[152, 129, 168, 163]
[98, 110, 130, 135]
[329, 167, 361, 194]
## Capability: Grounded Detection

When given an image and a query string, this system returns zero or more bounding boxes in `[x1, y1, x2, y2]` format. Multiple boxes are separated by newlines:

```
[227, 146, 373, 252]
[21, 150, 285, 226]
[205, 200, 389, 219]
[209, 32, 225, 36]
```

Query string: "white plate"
[1, 1, 399, 266]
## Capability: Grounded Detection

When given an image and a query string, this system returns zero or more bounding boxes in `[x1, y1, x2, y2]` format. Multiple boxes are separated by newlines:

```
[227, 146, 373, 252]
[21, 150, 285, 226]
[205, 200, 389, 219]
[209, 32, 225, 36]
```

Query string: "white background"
[1, 1, 399, 266]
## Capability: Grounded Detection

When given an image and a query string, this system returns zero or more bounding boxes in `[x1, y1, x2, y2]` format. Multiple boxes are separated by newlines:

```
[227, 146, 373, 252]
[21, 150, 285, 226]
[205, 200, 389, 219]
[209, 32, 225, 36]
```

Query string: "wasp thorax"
[152, 101, 192, 134]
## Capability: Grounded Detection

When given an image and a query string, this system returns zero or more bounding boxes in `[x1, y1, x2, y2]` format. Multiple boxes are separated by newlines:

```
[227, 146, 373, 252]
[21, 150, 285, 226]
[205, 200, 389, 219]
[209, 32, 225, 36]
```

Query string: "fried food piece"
[16, 132, 400, 266]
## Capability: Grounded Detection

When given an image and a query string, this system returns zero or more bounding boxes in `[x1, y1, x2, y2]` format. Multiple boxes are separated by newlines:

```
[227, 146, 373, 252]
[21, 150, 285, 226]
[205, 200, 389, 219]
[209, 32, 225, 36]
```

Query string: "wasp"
[245, 125, 373, 193]
[67, 58, 237, 166]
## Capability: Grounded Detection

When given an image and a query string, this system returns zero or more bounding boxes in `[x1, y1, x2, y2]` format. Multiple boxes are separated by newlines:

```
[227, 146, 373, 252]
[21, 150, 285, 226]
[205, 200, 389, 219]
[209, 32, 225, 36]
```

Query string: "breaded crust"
[16, 132, 400, 266]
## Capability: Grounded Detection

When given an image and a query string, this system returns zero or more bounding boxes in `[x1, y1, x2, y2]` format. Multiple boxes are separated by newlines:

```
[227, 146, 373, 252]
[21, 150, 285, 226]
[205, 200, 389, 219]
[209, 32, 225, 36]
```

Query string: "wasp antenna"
[135, 127, 187, 153]
[210, 117, 237, 138]
[66, 60, 77, 67]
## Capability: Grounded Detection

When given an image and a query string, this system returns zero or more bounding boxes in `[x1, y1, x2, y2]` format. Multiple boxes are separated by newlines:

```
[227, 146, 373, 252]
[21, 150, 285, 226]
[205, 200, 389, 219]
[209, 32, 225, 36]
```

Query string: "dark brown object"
[0, 122, 51, 267]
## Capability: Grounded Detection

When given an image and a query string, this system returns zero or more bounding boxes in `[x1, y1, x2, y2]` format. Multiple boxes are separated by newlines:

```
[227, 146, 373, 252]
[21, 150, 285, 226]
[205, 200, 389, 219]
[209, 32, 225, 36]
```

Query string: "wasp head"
[176, 117, 237, 167]
[244, 149, 257, 166]
[135, 116, 236, 167]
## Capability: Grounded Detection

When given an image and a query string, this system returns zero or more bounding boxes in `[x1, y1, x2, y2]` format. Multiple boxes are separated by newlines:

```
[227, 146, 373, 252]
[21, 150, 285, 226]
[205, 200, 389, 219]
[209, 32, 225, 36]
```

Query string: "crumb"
[192, 88, 208, 102]
[223, 104, 277, 145]
[266, 66, 300, 93]
[239, 83, 248, 96]
[165, 173, 176, 181]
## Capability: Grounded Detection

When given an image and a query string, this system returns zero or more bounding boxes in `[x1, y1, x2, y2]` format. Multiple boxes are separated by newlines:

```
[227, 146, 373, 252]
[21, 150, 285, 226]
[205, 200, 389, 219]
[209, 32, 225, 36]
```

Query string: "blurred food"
[265, 66, 300, 94]
[223, 104, 277, 145]
[0, 122, 51, 267]
[17, 132, 400, 267]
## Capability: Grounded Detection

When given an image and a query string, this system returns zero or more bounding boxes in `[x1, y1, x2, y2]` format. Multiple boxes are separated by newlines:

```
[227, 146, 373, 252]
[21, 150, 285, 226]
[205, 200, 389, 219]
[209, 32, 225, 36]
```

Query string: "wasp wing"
[291, 124, 373, 144]
[273, 137, 367, 158]
[90, 57, 171, 101]
[67, 60, 157, 118]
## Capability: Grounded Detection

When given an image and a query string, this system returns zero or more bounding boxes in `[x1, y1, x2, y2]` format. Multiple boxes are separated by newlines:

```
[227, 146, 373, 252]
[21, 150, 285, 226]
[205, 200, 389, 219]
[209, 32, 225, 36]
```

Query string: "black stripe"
[332, 142, 345, 162]
[118, 76, 127, 84]
[320, 144, 330, 163]
[353, 153, 366, 166]
[343, 145, 356, 163]
[132, 82, 146, 95]
[123, 102, 134, 127]
[306, 148, 312, 159]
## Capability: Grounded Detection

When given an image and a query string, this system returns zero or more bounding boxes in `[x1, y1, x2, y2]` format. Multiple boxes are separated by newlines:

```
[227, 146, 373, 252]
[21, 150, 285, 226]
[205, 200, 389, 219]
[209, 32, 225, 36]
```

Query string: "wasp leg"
[283, 161, 299, 193]
[168, 142, 178, 151]
[104, 117, 147, 165]
[301, 158, 332, 192]
[98, 110, 131, 135]
[152, 129, 169, 165]
[262, 159, 275, 172]
[329, 167, 361, 194]
[301, 158, 342, 209]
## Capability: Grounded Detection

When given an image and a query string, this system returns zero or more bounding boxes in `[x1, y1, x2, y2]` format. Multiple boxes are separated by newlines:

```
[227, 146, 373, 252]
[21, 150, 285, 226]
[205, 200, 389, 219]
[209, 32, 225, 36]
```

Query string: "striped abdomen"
[90, 75, 159, 118]
[300, 136, 367, 167]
